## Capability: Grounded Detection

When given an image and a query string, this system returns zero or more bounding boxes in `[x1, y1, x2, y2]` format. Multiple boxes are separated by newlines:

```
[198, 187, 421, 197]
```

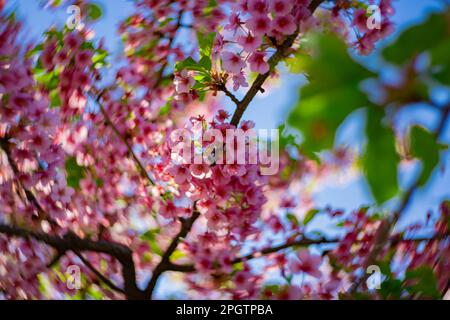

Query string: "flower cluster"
[164, 111, 268, 237]
[351, 0, 395, 54]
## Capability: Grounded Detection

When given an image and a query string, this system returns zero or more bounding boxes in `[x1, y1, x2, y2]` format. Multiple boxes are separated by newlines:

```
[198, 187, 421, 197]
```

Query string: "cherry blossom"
[221, 51, 246, 74]
[0, 0, 446, 302]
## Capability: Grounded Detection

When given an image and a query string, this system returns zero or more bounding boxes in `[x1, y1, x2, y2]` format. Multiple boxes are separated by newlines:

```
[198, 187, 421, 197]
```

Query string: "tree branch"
[229, 0, 326, 126]
[94, 93, 155, 186]
[166, 233, 447, 274]
[74, 251, 126, 295]
[144, 210, 200, 299]
[219, 83, 240, 106]
[0, 223, 143, 299]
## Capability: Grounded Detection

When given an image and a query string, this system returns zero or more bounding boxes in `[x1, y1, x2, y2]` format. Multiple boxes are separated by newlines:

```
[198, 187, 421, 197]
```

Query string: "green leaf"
[65, 157, 86, 189]
[288, 34, 374, 158]
[379, 279, 403, 299]
[285, 52, 312, 74]
[49, 89, 61, 108]
[86, 3, 103, 21]
[198, 56, 212, 72]
[44, 30, 63, 42]
[26, 43, 44, 58]
[92, 49, 108, 68]
[303, 209, 319, 226]
[383, 12, 449, 65]
[140, 229, 163, 256]
[171, 249, 186, 262]
[159, 101, 171, 116]
[286, 213, 299, 227]
[404, 266, 441, 299]
[430, 38, 450, 85]
[87, 286, 104, 300]
[175, 57, 209, 73]
[410, 125, 445, 186]
[197, 32, 215, 59]
[363, 107, 399, 204]
[35, 70, 59, 91]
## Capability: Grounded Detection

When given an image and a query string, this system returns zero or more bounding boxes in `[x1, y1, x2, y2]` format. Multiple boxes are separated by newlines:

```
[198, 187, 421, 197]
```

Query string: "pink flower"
[223, 163, 247, 177]
[64, 32, 83, 51]
[248, 51, 269, 74]
[73, 71, 91, 89]
[189, 163, 210, 176]
[240, 120, 255, 131]
[247, 0, 268, 16]
[289, 249, 323, 278]
[246, 15, 271, 36]
[245, 187, 265, 206]
[352, 9, 369, 33]
[286, 286, 304, 300]
[51, 184, 75, 205]
[215, 109, 230, 122]
[233, 271, 253, 290]
[232, 72, 249, 91]
[221, 51, 246, 74]
[206, 209, 226, 230]
[380, 0, 395, 16]
[267, 215, 284, 233]
[10, 93, 32, 111]
[224, 13, 242, 33]
[54, 48, 71, 66]
[272, 15, 297, 35]
[75, 50, 94, 68]
[219, 252, 234, 273]
[27, 131, 51, 153]
[269, 0, 293, 15]
[67, 90, 87, 111]
[174, 70, 195, 93]
[211, 166, 231, 185]
[41, 41, 56, 71]
[237, 34, 262, 52]
[168, 165, 190, 184]
[160, 200, 178, 219]
[212, 33, 225, 58]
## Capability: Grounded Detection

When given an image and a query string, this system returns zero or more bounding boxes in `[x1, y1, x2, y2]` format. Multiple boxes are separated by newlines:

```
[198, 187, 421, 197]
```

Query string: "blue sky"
[5, 0, 450, 298]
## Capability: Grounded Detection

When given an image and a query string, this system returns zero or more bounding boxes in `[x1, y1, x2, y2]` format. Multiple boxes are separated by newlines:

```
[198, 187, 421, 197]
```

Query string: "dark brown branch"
[0, 223, 143, 300]
[229, 0, 326, 126]
[167, 233, 448, 274]
[47, 251, 64, 268]
[74, 251, 125, 295]
[219, 84, 240, 106]
[235, 236, 336, 263]
[144, 210, 200, 299]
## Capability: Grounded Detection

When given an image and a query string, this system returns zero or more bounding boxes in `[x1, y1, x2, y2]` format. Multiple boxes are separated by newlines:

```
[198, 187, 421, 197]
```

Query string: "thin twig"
[74, 250, 126, 295]
[95, 93, 155, 186]
[219, 84, 240, 106]
[229, 0, 326, 126]
[144, 210, 200, 299]
[166, 234, 447, 274]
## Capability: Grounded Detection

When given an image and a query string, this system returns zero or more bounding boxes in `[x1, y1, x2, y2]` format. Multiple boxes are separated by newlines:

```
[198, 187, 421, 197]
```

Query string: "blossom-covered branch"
[0, 223, 142, 299]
